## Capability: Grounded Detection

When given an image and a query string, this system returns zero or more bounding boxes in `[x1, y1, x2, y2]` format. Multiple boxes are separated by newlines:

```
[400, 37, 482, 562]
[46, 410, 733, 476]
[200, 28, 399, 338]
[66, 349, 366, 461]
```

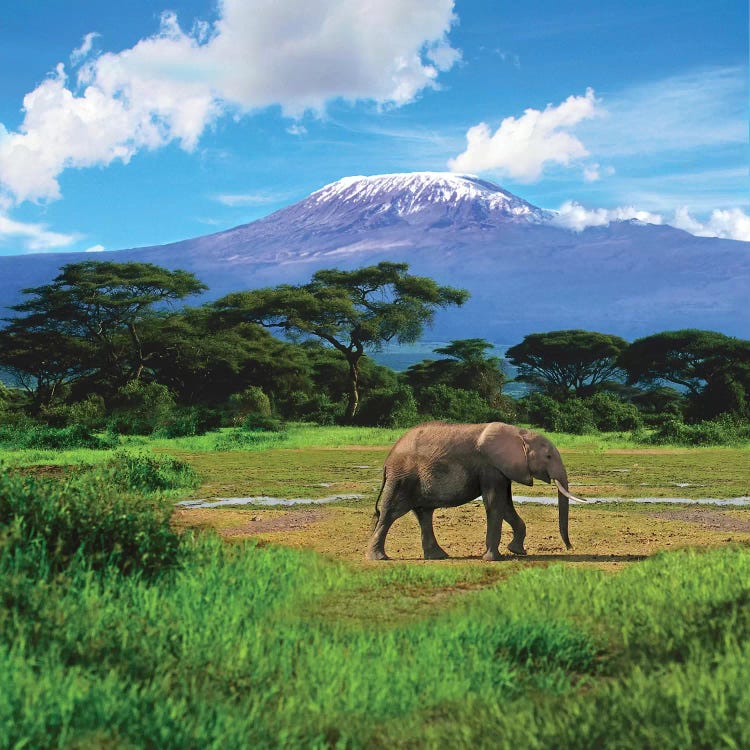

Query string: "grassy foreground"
[3, 529, 750, 749]
[2, 426, 750, 748]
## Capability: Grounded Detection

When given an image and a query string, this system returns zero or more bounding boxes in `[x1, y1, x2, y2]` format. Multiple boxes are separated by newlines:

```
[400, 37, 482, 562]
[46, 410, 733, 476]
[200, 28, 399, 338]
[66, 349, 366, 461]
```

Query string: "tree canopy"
[506, 330, 628, 397]
[212, 262, 468, 420]
[619, 329, 750, 419]
[4, 261, 206, 389]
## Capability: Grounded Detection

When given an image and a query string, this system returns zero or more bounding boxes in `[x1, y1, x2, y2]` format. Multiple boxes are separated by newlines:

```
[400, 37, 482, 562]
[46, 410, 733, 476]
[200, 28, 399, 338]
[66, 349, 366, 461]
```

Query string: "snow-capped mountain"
[0, 173, 748, 341]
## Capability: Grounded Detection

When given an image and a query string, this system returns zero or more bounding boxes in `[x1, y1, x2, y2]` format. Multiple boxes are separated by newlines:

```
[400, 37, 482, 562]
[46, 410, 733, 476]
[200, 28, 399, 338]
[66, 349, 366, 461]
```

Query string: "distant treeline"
[0, 260, 748, 446]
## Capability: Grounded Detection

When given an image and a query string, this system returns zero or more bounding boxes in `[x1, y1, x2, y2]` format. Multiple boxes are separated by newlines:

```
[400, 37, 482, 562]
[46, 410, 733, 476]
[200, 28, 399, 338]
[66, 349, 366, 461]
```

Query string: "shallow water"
[176, 494, 364, 508]
[177, 494, 750, 509]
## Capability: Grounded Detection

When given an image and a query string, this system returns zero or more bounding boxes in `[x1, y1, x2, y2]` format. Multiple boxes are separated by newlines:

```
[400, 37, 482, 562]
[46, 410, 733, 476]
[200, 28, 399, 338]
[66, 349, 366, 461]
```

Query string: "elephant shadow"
[401, 553, 649, 563]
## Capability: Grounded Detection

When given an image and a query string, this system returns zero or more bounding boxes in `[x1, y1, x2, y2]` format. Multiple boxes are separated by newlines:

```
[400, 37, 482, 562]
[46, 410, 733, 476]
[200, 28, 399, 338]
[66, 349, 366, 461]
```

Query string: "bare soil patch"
[650, 508, 750, 533]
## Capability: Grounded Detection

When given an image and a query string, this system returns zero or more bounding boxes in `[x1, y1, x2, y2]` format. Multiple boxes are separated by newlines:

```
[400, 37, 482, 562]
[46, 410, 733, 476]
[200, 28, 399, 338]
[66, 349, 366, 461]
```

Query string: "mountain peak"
[307, 172, 546, 222]
[274, 172, 548, 229]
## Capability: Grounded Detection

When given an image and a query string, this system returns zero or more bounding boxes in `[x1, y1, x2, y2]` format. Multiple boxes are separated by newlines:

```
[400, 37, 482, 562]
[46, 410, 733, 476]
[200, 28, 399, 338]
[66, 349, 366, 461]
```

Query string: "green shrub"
[355, 385, 419, 427]
[241, 413, 285, 432]
[588, 393, 643, 431]
[418, 384, 495, 423]
[38, 394, 107, 430]
[103, 451, 199, 494]
[0, 469, 181, 576]
[154, 405, 222, 438]
[214, 428, 289, 450]
[521, 392, 562, 431]
[287, 391, 344, 425]
[645, 414, 750, 446]
[0, 423, 117, 450]
[228, 385, 272, 424]
[108, 380, 176, 435]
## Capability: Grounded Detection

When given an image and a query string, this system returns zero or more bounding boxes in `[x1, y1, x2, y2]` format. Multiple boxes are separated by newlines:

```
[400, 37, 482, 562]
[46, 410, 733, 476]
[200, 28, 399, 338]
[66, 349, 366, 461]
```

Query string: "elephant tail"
[371, 470, 387, 530]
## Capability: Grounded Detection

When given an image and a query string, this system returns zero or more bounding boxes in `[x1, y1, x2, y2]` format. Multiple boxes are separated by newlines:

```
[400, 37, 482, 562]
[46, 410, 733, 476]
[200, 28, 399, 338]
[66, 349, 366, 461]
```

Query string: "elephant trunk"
[556, 483, 572, 550]
[551, 466, 572, 549]
[552, 478, 588, 550]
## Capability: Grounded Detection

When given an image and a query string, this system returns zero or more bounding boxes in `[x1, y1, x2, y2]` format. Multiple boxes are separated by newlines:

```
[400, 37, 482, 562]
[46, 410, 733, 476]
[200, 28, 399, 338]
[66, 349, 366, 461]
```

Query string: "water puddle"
[177, 494, 363, 509]
[513, 496, 750, 506]
[177, 494, 750, 509]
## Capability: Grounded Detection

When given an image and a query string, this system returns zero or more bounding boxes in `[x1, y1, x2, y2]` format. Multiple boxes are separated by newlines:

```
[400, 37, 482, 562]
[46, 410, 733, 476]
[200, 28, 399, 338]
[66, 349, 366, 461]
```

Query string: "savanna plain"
[2, 425, 750, 749]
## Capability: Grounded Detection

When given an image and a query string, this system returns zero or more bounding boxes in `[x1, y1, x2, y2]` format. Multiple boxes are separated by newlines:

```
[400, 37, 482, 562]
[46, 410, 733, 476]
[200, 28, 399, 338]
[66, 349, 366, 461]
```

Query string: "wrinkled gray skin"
[366, 421, 575, 561]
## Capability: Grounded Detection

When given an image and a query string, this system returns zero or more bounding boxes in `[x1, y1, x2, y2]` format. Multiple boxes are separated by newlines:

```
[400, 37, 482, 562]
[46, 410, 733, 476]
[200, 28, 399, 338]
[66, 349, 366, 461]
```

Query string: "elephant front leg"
[481, 486, 504, 561]
[414, 508, 449, 560]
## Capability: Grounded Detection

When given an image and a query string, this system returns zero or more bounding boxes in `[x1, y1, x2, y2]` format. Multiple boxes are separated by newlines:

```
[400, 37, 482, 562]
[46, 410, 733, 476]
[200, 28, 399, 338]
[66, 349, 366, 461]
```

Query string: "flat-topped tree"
[506, 330, 629, 398]
[618, 329, 750, 419]
[213, 262, 468, 421]
[4, 261, 207, 387]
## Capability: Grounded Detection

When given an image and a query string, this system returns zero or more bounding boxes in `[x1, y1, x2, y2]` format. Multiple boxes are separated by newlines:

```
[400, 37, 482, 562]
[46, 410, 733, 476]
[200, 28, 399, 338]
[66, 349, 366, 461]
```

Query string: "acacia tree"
[506, 330, 628, 398]
[212, 262, 468, 421]
[6, 261, 206, 388]
[619, 329, 750, 419]
[405, 338, 505, 403]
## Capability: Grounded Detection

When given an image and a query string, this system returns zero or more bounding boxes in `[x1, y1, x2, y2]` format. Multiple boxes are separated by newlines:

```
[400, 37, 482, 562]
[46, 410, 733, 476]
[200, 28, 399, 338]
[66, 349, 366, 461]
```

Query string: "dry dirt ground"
[170, 442, 750, 572]
[173, 501, 750, 572]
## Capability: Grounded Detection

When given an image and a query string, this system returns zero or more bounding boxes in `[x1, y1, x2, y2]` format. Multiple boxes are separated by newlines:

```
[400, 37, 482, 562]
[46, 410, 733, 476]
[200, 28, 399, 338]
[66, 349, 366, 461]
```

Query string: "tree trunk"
[344, 355, 360, 423]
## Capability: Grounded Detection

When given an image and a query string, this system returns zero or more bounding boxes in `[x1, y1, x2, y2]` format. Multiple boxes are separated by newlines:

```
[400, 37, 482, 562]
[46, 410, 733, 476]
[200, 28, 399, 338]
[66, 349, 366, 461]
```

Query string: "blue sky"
[0, 0, 747, 255]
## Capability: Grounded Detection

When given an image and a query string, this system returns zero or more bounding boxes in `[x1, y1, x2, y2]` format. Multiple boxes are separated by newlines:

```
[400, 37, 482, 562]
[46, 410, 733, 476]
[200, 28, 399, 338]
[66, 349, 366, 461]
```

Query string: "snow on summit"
[308, 172, 548, 222]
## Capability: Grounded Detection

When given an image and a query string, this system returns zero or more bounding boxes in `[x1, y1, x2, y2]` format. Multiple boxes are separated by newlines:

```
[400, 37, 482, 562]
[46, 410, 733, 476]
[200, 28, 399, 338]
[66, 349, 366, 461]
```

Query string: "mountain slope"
[0, 173, 748, 341]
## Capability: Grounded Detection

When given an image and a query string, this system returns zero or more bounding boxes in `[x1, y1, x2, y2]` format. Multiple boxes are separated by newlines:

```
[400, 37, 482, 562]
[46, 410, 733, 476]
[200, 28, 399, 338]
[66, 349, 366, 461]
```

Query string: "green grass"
[2, 448, 750, 748]
[2, 529, 750, 748]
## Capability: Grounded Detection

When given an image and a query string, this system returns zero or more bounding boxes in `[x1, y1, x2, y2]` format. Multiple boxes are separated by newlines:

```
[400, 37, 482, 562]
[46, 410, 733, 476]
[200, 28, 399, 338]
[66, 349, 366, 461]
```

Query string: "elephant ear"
[477, 422, 533, 486]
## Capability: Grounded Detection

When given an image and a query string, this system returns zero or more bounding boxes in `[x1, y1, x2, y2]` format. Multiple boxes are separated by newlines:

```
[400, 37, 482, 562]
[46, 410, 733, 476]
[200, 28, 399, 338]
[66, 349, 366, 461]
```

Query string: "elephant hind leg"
[365, 480, 411, 561]
[504, 492, 527, 556]
[414, 508, 449, 560]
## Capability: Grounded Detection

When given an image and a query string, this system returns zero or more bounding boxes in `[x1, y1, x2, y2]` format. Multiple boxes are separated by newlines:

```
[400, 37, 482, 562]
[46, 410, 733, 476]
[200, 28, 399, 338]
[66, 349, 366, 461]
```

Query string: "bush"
[587, 393, 643, 431]
[286, 391, 344, 425]
[521, 394, 597, 434]
[645, 415, 750, 446]
[103, 451, 199, 494]
[153, 405, 222, 438]
[355, 385, 419, 428]
[0, 423, 117, 450]
[108, 380, 176, 435]
[0, 468, 182, 576]
[241, 413, 285, 432]
[228, 385, 272, 420]
[38, 394, 107, 430]
[418, 384, 495, 423]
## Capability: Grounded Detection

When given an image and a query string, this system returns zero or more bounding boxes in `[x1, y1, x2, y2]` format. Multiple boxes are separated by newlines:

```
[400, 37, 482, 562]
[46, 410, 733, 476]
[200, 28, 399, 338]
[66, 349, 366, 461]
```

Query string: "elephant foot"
[424, 547, 449, 560]
[366, 548, 390, 561]
[482, 549, 502, 562]
[508, 541, 527, 556]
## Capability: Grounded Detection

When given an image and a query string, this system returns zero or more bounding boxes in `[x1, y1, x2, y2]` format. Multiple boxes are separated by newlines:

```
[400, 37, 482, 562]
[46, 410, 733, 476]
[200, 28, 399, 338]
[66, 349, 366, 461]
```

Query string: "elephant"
[365, 421, 587, 561]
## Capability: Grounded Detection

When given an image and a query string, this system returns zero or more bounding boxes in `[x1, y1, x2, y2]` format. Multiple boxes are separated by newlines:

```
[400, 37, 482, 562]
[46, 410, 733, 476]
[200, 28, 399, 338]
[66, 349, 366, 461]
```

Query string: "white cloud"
[448, 88, 600, 182]
[0, 213, 78, 251]
[213, 192, 289, 207]
[0, 0, 459, 204]
[84, 243, 106, 252]
[551, 200, 663, 231]
[672, 206, 750, 242]
[582, 163, 614, 183]
[286, 124, 308, 136]
[70, 32, 99, 66]
[578, 66, 747, 158]
[549, 200, 750, 242]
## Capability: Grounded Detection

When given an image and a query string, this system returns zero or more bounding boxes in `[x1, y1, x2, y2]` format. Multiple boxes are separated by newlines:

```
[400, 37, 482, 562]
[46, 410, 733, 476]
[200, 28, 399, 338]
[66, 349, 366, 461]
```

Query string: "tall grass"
[2, 469, 750, 750]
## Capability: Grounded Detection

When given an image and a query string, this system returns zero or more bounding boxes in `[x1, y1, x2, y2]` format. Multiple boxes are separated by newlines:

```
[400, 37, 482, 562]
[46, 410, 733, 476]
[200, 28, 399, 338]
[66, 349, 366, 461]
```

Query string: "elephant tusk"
[554, 479, 589, 503]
